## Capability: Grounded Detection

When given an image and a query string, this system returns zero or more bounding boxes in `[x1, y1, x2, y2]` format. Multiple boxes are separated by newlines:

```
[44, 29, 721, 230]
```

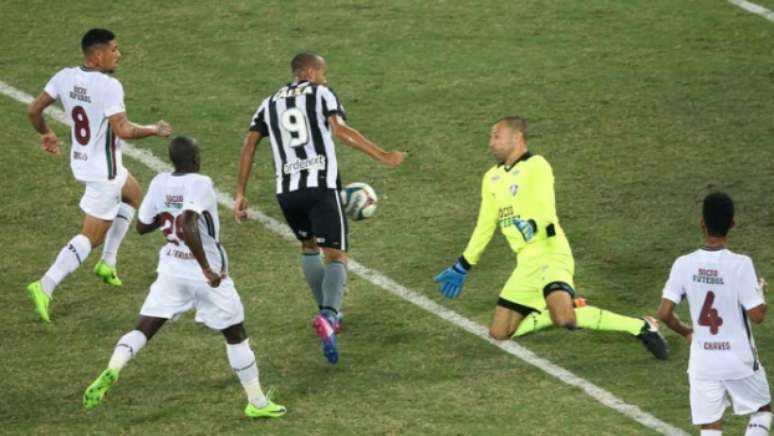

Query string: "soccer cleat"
[638, 316, 669, 360]
[333, 312, 343, 334]
[244, 391, 287, 419]
[83, 368, 119, 410]
[312, 314, 338, 364]
[94, 260, 123, 287]
[26, 281, 51, 322]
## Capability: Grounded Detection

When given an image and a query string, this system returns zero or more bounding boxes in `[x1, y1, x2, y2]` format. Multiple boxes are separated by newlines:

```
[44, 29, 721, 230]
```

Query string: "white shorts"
[140, 273, 245, 331]
[690, 368, 772, 425]
[78, 169, 128, 221]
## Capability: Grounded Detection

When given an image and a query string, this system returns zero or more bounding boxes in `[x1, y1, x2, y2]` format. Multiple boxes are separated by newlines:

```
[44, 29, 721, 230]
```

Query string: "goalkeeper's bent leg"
[514, 304, 643, 337]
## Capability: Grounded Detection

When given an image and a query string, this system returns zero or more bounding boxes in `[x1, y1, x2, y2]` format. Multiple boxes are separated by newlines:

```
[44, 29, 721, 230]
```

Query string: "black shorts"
[277, 187, 348, 250]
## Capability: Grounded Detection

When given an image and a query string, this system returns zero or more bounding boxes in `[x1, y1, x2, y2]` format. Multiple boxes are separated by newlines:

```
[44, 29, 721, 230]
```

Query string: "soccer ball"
[340, 182, 378, 220]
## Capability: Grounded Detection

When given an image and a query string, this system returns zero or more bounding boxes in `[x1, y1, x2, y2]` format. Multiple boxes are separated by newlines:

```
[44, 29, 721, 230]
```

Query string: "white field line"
[728, 0, 774, 22]
[1, 80, 688, 436]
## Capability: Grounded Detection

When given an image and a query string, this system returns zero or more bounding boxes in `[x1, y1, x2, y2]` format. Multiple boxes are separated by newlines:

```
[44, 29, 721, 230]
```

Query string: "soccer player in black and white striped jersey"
[235, 53, 404, 364]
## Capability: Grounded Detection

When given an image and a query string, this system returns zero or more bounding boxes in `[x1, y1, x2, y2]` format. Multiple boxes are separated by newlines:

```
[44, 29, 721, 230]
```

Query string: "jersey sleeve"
[661, 259, 685, 304]
[103, 79, 126, 117]
[43, 69, 64, 100]
[319, 86, 347, 120]
[137, 177, 159, 225]
[524, 157, 557, 235]
[738, 257, 765, 310]
[248, 99, 269, 136]
[462, 173, 499, 265]
[183, 177, 216, 216]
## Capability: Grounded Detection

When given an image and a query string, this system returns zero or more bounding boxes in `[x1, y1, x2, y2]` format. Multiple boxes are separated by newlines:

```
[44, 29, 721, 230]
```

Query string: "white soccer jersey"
[662, 248, 765, 380]
[137, 173, 227, 282]
[44, 67, 126, 182]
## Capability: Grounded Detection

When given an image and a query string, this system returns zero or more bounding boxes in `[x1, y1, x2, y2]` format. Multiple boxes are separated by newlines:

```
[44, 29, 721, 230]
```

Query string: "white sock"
[101, 203, 135, 267]
[108, 330, 147, 372]
[226, 339, 266, 407]
[746, 411, 773, 436]
[41, 234, 91, 297]
[701, 430, 722, 436]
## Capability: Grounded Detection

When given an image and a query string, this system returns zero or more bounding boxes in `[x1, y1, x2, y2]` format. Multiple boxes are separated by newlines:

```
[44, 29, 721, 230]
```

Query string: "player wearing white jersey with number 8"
[25, 28, 172, 322]
[657, 192, 771, 436]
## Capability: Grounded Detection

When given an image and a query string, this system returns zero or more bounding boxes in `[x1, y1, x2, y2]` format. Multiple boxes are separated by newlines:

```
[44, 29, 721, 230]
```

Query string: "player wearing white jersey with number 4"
[25, 28, 172, 322]
[657, 192, 771, 436]
[82, 137, 285, 419]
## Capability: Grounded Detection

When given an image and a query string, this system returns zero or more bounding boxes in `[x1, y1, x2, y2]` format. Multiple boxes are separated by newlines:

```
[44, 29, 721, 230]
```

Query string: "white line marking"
[1, 80, 688, 435]
[728, 0, 774, 22]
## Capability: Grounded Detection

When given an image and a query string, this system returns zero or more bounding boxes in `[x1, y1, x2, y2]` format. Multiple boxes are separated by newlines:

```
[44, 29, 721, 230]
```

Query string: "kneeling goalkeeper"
[434, 115, 668, 360]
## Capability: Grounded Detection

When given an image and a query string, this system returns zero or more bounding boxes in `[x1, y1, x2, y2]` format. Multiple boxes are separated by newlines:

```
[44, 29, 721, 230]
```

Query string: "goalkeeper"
[434, 116, 668, 359]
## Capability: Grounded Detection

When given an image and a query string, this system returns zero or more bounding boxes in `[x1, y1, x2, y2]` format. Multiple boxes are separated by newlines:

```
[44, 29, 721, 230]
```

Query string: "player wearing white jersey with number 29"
[82, 136, 286, 419]
[25, 28, 172, 322]
[658, 192, 771, 436]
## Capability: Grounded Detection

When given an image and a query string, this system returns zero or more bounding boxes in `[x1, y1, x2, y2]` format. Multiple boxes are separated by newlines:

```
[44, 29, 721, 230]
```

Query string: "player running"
[25, 28, 172, 322]
[82, 136, 285, 418]
[657, 192, 770, 435]
[234, 52, 404, 364]
[434, 116, 668, 359]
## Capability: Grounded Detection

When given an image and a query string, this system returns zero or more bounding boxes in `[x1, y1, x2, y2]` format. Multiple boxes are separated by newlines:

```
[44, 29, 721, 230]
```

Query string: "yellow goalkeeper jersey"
[462, 151, 572, 264]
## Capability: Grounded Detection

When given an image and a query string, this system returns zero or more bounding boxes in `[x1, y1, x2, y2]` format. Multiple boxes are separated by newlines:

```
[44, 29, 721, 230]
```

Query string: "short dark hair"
[496, 115, 528, 139]
[291, 52, 322, 73]
[703, 191, 735, 237]
[81, 28, 115, 54]
[169, 136, 199, 169]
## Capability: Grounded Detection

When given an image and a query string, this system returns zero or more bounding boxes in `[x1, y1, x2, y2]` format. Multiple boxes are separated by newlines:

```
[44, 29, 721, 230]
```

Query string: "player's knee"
[551, 314, 577, 330]
[301, 238, 319, 252]
[222, 323, 247, 344]
[323, 248, 347, 264]
[489, 326, 513, 340]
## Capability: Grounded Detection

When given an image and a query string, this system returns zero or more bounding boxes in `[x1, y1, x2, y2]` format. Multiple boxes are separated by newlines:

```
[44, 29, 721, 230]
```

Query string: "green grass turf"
[3, 0, 774, 434]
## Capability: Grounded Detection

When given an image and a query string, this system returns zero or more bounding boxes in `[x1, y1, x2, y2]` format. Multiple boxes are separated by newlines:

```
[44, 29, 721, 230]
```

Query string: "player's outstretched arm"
[136, 215, 161, 234]
[27, 92, 62, 154]
[328, 115, 405, 168]
[657, 298, 693, 340]
[108, 112, 172, 140]
[180, 210, 222, 288]
[234, 131, 263, 223]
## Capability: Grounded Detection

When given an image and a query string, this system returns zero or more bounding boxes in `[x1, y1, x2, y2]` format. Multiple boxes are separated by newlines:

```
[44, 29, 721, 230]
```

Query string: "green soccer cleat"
[83, 368, 119, 410]
[244, 391, 287, 419]
[94, 260, 123, 287]
[26, 281, 51, 322]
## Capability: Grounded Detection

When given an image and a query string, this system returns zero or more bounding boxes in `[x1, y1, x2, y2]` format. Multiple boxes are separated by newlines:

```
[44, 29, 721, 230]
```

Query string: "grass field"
[3, 1, 774, 434]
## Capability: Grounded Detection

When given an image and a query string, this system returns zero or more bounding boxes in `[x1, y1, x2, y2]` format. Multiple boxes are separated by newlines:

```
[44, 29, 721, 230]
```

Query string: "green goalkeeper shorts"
[499, 251, 575, 312]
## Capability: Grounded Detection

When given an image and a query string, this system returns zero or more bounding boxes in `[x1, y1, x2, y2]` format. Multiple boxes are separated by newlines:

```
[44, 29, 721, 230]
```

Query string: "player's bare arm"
[180, 210, 221, 288]
[747, 303, 766, 324]
[136, 215, 161, 235]
[234, 130, 263, 223]
[108, 112, 172, 140]
[328, 115, 404, 168]
[26, 92, 62, 154]
[657, 298, 693, 340]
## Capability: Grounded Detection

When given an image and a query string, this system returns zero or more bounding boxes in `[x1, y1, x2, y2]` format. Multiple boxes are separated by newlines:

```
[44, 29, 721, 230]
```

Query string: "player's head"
[291, 52, 328, 85]
[702, 191, 735, 237]
[169, 136, 201, 173]
[81, 28, 120, 73]
[489, 116, 528, 163]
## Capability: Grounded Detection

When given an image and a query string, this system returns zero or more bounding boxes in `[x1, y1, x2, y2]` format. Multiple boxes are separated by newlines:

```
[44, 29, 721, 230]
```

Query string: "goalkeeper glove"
[513, 218, 535, 242]
[434, 258, 470, 299]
